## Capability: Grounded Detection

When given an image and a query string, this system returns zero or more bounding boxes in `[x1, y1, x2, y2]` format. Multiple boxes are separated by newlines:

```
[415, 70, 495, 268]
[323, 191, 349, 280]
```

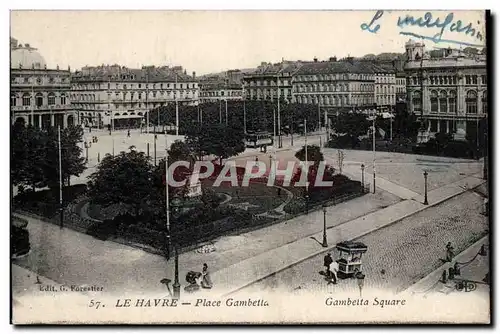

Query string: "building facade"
[199, 72, 243, 103]
[70, 65, 199, 129]
[372, 64, 396, 110]
[292, 58, 376, 110]
[10, 38, 76, 128]
[199, 81, 243, 103]
[395, 72, 407, 103]
[404, 39, 487, 141]
[243, 61, 301, 103]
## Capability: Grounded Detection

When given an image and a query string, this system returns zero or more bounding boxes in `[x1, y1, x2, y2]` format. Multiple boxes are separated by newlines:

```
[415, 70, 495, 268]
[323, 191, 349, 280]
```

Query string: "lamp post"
[483, 115, 487, 180]
[322, 204, 328, 248]
[361, 164, 365, 193]
[84, 141, 89, 163]
[356, 271, 366, 298]
[153, 129, 157, 166]
[423, 171, 429, 205]
[304, 119, 309, 214]
[170, 195, 182, 300]
[225, 99, 228, 125]
[372, 111, 376, 194]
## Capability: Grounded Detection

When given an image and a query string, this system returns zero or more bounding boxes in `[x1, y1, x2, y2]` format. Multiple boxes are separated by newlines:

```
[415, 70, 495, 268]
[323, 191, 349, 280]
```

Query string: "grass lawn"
[202, 179, 288, 215]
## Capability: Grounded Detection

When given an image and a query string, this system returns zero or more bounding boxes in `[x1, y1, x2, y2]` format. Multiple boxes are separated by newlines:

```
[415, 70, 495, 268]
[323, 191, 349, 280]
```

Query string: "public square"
[13, 126, 487, 301]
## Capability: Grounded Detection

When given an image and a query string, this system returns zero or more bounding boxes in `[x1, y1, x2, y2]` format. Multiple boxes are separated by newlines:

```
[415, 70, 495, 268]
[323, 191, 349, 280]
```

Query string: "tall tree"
[11, 124, 86, 191]
[88, 147, 154, 216]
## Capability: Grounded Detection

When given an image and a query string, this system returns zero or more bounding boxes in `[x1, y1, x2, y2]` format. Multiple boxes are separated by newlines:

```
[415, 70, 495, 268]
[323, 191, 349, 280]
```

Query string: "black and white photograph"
[9, 9, 491, 324]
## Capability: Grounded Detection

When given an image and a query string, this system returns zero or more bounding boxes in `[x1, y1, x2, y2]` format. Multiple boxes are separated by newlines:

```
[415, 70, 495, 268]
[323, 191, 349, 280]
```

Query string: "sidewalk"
[403, 235, 490, 298]
[210, 174, 485, 296]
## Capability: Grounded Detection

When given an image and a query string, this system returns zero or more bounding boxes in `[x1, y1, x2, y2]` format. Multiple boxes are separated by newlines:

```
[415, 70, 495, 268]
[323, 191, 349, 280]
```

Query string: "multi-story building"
[10, 38, 76, 128]
[199, 80, 243, 103]
[70, 65, 199, 129]
[372, 64, 397, 110]
[395, 72, 407, 103]
[243, 61, 302, 103]
[292, 57, 376, 111]
[404, 39, 487, 142]
[199, 71, 244, 103]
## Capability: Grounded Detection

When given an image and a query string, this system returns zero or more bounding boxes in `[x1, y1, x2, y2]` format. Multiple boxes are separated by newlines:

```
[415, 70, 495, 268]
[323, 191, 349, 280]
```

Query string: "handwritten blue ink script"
[361, 10, 484, 48]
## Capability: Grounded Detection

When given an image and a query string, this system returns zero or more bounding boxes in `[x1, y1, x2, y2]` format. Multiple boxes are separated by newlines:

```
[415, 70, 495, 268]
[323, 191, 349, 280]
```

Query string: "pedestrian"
[277, 187, 282, 197]
[201, 263, 213, 289]
[323, 253, 333, 277]
[328, 260, 339, 284]
[254, 156, 259, 167]
[446, 242, 454, 262]
[127, 129, 131, 138]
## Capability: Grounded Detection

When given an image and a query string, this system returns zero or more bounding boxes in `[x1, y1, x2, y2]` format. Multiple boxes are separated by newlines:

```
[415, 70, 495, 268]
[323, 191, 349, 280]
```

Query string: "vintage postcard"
[10, 9, 490, 324]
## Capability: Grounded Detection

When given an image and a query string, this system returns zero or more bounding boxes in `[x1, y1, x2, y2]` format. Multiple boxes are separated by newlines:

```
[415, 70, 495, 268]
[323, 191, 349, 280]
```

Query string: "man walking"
[329, 260, 339, 284]
[324, 253, 333, 277]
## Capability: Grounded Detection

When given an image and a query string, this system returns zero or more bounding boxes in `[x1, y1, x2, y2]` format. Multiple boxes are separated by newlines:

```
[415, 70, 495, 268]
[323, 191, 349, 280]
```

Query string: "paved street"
[238, 191, 488, 296]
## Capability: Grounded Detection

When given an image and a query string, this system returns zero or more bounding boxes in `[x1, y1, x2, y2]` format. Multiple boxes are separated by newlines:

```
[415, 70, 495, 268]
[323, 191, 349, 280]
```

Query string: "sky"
[10, 10, 486, 75]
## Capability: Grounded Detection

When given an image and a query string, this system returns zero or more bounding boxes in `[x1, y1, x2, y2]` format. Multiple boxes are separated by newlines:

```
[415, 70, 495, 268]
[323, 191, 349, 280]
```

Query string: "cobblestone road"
[240, 191, 489, 296]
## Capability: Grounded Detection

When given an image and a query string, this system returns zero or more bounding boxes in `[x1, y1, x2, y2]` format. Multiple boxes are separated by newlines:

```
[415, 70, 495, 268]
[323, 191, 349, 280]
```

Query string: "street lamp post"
[423, 171, 429, 205]
[84, 142, 89, 163]
[372, 111, 376, 194]
[322, 204, 328, 248]
[356, 271, 366, 298]
[361, 164, 365, 193]
[277, 73, 282, 148]
[154, 128, 157, 166]
[225, 99, 228, 125]
[170, 196, 182, 301]
[304, 119, 309, 214]
[483, 116, 487, 180]
[58, 126, 63, 228]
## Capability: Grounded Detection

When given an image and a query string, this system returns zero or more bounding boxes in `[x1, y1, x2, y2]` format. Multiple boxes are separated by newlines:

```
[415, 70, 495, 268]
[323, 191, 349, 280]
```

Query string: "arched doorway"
[67, 115, 74, 127]
[14, 117, 26, 126]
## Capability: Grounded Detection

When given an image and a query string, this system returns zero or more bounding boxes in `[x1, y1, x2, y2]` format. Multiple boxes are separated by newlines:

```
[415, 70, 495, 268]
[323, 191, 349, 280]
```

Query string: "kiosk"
[336, 241, 368, 278]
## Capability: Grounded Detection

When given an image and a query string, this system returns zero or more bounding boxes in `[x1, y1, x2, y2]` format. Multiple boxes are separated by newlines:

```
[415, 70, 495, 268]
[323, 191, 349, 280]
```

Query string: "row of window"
[245, 79, 290, 87]
[294, 94, 374, 106]
[293, 83, 356, 93]
[295, 73, 373, 82]
[465, 75, 487, 85]
[72, 82, 198, 91]
[408, 75, 487, 86]
[12, 93, 67, 107]
[12, 76, 69, 84]
[199, 91, 243, 97]
[71, 89, 198, 102]
[376, 96, 395, 105]
[375, 77, 396, 84]
[412, 90, 487, 114]
[376, 86, 395, 94]
[74, 102, 164, 110]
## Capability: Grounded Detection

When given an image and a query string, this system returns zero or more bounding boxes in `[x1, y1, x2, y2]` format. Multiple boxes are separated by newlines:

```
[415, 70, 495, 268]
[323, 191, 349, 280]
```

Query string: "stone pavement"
[404, 235, 490, 298]
[238, 191, 488, 296]
[208, 173, 486, 296]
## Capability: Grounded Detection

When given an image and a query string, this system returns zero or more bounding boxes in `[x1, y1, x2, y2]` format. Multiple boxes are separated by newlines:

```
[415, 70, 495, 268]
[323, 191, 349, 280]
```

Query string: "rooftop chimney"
[329, 56, 337, 62]
[192, 71, 196, 78]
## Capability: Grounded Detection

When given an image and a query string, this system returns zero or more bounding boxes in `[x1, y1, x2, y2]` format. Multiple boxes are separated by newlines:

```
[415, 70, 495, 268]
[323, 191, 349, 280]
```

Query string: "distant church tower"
[405, 39, 425, 62]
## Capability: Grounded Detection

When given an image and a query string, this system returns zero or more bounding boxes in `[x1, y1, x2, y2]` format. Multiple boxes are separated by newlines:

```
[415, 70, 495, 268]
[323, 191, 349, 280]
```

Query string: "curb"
[221, 181, 484, 296]
[402, 235, 489, 295]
